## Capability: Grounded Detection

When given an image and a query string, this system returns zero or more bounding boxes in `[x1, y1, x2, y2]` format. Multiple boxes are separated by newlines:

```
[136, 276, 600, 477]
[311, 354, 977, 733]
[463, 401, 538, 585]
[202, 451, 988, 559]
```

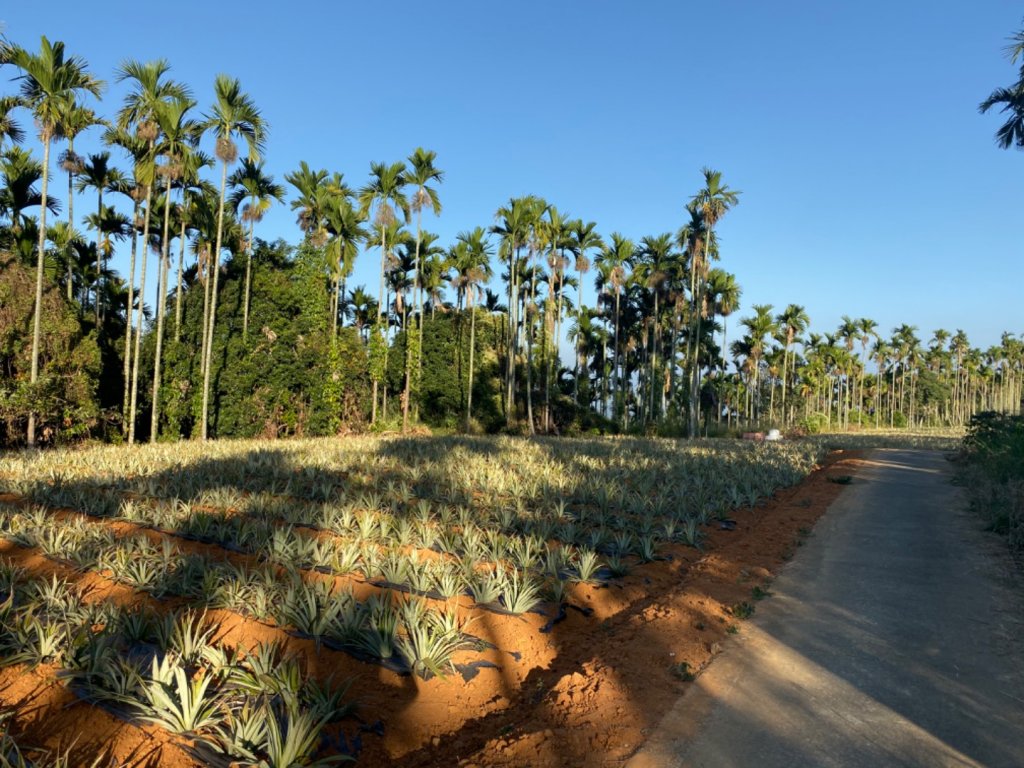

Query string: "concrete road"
[627, 450, 1024, 768]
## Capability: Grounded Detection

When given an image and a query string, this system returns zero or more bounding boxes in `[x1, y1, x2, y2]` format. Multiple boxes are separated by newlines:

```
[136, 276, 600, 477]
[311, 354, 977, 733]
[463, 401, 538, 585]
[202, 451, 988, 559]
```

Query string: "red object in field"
[742, 432, 765, 441]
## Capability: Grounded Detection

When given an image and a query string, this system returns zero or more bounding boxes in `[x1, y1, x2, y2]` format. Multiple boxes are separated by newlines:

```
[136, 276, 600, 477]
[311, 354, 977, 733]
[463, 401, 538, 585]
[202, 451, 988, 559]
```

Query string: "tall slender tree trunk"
[371, 224, 386, 425]
[150, 176, 173, 442]
[525, 259, 536, 435]
[200, 246, 211, 380]
[668, 312, 679, 416]
[242, 217, 255, 341]
[574, 276, 584, 406]
[614, 290, 622, 429]
[780, 343, 790, 425]
[649, 292, 659, 422]
[128, 169, 155, 446]
[505, 246, 518, 426]
[402, 209, 422, 434]
[416, 209, 426, 423]
[466, 287, 477, 428]
[122, 200, 140, 432]
[27, 136, 53, 448]
[65, 142, 75, 303]
[200, 160, 229, 440]
[174, 212, 186, 342]
[94, 187, 104, 326]
[719, 317, 730, 423]
[330, 275, 339, 341]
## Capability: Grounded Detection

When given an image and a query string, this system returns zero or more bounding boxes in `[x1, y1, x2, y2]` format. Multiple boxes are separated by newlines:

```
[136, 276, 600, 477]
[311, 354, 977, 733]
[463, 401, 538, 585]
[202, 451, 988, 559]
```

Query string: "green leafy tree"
[1, 36, 103, 446]
[0, 253, 100, 445]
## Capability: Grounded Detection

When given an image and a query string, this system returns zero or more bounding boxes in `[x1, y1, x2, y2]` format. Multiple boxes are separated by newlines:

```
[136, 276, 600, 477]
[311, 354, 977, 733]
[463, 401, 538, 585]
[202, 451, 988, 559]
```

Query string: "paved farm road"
[627, 449, 1024, 768]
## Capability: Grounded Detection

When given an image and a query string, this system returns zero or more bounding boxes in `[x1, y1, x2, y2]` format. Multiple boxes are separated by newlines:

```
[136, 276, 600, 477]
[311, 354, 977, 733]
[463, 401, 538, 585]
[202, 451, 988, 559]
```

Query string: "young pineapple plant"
[395, 598, 470, 679]
[136, 655, 226, 735]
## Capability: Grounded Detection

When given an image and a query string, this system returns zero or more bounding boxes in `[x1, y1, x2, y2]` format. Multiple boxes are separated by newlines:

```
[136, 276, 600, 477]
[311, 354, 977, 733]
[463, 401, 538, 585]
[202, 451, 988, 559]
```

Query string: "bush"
[798, 413, 828, 434]
[961, 411, 1024, 554]
[0, 253, 101, 446]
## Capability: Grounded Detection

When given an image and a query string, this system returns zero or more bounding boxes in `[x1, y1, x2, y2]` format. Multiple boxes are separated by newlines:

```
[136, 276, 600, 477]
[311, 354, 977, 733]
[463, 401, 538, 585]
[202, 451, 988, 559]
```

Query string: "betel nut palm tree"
[454, 227, 493, 427]
[569, 220, 603, 405]
[150, 95, 202, 441]
[979, 20, 1024, 151]
[75, 151, 126, 323]
[323, 192, 367, 338]
[358, 160, 408, 425]
[1, 36, 103, 447]
[228, 158, 284, 341]
[688, 168, 739, 435]
[116, 58, 188, 444]
[200, 74, 267, 440]
[403, 148, 443, 433]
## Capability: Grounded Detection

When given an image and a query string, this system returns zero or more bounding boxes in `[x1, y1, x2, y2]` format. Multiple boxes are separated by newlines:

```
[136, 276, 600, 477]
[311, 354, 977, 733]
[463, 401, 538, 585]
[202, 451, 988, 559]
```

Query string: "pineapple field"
[0, 434, 956, 767]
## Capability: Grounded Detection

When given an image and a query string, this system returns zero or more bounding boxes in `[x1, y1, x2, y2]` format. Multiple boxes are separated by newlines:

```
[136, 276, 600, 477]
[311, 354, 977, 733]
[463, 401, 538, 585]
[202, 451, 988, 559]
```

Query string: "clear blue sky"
[3, 1, 1021, 352]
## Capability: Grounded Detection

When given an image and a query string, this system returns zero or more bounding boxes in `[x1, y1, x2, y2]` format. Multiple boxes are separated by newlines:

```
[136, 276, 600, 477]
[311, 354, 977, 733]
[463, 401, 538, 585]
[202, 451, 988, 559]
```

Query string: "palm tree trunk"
[200, 159, 229, 440]
[174, 212, 186, 342]
[339, 277, 348, 331]
[505, 247, 518, 426]
[200, 246, 211, 379]
[128, 171, 155, 446]
[542, 291, 551, 433]
[371, 224, 386, 425]
[614, 290, 622, 428]
[122, 200, 140, 432]
[27, 135, 53, 447]
[467, 287, 477, 428]
[94, 187, 104, 326]
[719, 317, 729, 423]
[150, 175, 173, 442]
[574, 278, 583, 406]
[525, 262, 536, 435]
[668, 312, 679, 416]
[242, 217, 255, 342]
[330, 275, 339, 341]
[65, 142, 75, 303]
[780, 344, 790, 425]
[402, 210, 422, 434]
[651, 292, 660, 421]
[416, 208, 425, 422]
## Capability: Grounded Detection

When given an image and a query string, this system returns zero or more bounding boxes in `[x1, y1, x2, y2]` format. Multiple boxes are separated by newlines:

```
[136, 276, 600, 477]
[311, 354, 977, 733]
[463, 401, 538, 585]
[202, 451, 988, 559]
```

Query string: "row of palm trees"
[714, 312, 1023, 431]
[2, 34, 1020, 445]
[1, 38, 269, 445]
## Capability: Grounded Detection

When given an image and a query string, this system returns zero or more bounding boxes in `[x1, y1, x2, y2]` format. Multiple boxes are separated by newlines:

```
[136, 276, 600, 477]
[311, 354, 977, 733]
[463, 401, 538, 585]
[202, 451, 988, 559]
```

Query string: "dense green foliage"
[961, 411, 1024, 552]
[0, 253, 101, 443]
[152, 240, 371, 440]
